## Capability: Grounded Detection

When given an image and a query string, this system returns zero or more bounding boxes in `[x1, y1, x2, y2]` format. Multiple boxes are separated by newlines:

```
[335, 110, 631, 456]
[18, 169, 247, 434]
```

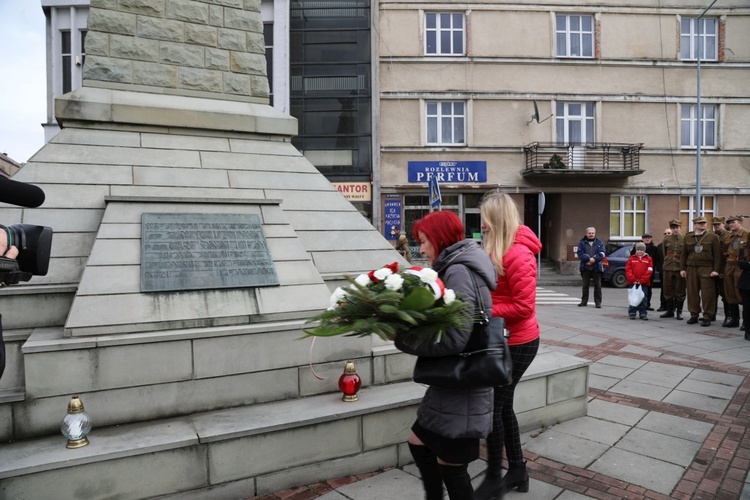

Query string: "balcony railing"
[523, 142, 643, 175]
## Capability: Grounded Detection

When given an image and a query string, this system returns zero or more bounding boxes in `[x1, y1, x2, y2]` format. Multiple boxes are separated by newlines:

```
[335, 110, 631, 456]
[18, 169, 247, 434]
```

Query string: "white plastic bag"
[628, 284, 645, 307]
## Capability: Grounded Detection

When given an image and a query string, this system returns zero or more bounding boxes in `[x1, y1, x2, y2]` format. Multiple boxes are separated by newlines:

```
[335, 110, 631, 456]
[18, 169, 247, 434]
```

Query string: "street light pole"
[695, 0, 718, 218]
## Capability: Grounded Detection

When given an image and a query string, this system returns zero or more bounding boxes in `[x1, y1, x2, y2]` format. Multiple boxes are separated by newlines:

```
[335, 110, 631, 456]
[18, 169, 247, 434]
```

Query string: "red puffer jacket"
[625, 254, 653, 286]
[490, 225, 542, 346]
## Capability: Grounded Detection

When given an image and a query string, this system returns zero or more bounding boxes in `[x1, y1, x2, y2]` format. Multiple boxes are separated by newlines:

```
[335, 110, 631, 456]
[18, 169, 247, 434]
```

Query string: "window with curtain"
[610, 195, 647, 238]
[680, 104, 717, 148]
[556, 14, 594, 58]
[426, 101, 466, 145]
[681, 17, 718, 61]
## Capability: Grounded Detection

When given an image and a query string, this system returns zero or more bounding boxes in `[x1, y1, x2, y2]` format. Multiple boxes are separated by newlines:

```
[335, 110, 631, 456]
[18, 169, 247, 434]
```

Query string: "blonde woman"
[475, 191, 542, 499]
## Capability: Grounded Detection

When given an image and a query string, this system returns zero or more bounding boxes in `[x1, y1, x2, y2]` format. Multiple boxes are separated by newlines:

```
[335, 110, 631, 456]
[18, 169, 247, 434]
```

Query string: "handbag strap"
[467, 268, 489, 326]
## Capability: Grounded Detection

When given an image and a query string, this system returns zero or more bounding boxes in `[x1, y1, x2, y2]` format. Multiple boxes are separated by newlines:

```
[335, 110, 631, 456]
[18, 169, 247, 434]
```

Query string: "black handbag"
[413, 271, 513, 388]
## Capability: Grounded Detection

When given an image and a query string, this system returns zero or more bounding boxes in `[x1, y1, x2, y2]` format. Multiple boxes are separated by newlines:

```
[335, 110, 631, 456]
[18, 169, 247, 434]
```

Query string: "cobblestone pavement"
[251, 285, 750, 500]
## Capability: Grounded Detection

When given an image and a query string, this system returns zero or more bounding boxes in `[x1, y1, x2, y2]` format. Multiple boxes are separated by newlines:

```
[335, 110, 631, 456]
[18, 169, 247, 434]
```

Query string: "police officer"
[712, 216, 730, 324]
[660, 220, 686, 320]
[723, 215, 749, 328]
[680, 216, 722, 326]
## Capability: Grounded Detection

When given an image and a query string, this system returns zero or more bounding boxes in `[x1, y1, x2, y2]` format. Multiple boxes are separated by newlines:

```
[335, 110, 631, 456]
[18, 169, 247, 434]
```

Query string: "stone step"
[0, 348, 589, 499]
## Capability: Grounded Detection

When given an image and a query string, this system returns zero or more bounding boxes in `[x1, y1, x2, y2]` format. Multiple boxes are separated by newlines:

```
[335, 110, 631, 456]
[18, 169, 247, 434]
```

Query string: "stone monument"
[0, 1, 421, 497]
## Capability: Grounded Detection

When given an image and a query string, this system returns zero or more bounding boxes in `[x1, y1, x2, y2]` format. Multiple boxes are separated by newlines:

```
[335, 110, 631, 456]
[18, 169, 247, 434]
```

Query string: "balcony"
[523, 142, 643, 181]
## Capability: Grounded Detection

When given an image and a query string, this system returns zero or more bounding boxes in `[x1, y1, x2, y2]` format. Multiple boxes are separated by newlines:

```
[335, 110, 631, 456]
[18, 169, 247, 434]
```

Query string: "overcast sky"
[0, 2, 47, 164]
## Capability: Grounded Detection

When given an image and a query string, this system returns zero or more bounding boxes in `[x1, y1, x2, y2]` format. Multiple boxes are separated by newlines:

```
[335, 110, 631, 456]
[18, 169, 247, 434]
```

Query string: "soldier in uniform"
[660, 220, 686, 320]
[712, 216, 730, 324]
[680, 216, 722, 327]
[723, 215, 749, 328]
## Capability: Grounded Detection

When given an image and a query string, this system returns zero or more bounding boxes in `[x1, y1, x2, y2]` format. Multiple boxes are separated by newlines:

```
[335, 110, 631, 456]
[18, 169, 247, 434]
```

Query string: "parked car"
[602, 245, 661, 288]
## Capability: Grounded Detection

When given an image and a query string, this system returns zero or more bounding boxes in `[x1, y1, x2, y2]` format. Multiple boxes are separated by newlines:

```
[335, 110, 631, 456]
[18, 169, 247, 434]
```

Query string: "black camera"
[0, 224, 53, 286]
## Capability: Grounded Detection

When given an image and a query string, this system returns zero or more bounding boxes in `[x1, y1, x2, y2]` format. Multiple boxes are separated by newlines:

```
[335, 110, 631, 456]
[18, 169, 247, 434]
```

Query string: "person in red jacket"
[626, 242, 654, 320]
[474, 191, 542, 500]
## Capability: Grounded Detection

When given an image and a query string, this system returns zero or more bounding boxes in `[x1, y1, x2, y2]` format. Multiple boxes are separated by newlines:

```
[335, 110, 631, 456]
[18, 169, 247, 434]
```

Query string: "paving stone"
[608, 379, 673, 401]
[674, 378, 738, 399]
[326, 469, 423, 499]
[523, 429, 610, 468]
[589, 362, 636, 379]
[639, 360, 694, 377]
[616, 428, 702, 467]
[589, 447, 685, 495]
[587, 399, 648, 426]
[550, 416, 630, 446]
[662, 390, 731, 414]
[635, 412, 713, 443]
[596, 355, 649, 369]
[588, 373, 620, 391]
[625, 366, 688, 388]
[687, 368, 745, 387]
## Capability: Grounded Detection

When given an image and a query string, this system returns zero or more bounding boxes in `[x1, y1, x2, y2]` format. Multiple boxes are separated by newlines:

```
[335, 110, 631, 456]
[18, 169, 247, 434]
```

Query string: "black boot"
[409, 443, 443, 500]
[659, 299, 674, 318]
[474, 471, 503, 500]
[439, 463, 475, 500]
[499, 461, 530, 495]
[726, 305, 740, 327]
[675, 300, 684, 320]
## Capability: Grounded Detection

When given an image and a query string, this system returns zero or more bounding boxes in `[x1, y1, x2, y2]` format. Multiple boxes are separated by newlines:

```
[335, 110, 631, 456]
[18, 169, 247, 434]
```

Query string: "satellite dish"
[527, 100, 553, 126]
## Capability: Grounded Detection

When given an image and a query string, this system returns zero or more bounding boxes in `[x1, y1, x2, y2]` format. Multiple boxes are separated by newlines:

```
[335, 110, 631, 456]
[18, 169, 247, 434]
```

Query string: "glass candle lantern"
[61, 395, 92, 449]
[338, 360, 362, 402]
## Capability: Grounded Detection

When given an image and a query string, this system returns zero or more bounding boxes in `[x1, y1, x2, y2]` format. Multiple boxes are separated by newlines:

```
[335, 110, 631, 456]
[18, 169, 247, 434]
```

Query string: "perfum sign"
[408, 161, 487, 183]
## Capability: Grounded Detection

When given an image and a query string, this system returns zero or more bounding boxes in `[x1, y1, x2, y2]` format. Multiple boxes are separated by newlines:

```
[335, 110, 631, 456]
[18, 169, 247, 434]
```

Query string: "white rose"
[374, 267, 393, 280]
[330, 287, 348, 306]
[354, 274, 371, 287]
[420, 268, 438, 282]
[384, 273, 404, 291]
[443, 289, 456, 305]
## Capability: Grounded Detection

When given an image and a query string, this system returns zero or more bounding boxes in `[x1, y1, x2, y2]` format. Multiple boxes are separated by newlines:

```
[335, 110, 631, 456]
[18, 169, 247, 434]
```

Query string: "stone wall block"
[212, 0, 243, 8]
[133, 61, 179, 87]
[230, 52, 267, 75]
[166, 0, 209, 24]
[244, 0, 262, 14]
[160, 41, 206, 67]
[90, 0, 117, 8]
[88, 9, 137, 36]
[249, 74, 270, 98]
[209, 5, 224, 27]
[218, 28, 246, 51]
[547, 368, 588, 404]
[246, 32, 265, 53]
[186, 23, 219, 47]
[137, 16, 185, 42]
[223, 72, 252, 95]
[363, 406, 417, 450]
[110, 34, 160, 62]
[179, 67, 223, 92]
[206, 48, 230, 70]
[225, 8, 262, 33]
[118, 0, 167, 17]
[84, 31, 110, 56]
[83, 56, 133, 84]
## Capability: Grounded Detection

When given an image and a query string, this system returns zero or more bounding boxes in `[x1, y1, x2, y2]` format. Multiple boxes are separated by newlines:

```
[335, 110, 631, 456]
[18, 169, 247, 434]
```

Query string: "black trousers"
[580, 270, 602, 305]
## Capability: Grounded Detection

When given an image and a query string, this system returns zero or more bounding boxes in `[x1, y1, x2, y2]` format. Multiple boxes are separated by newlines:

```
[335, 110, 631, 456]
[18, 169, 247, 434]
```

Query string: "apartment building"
[376, 1, 750, 269]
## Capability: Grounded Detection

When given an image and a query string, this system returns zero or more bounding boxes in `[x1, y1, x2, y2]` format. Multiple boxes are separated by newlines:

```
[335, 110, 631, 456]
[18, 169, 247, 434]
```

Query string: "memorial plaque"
[141, 213, 279, 292]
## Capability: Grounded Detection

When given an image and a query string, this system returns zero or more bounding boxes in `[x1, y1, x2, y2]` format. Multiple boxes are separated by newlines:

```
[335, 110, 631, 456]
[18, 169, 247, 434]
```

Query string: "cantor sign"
[332, 182, 372, 201]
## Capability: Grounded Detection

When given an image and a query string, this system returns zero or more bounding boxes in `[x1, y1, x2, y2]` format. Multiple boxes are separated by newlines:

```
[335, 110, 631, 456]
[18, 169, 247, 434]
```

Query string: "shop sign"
[332, 182, 372, 201]
[407, 161, 487, 183]
[384, 196, 401, 240]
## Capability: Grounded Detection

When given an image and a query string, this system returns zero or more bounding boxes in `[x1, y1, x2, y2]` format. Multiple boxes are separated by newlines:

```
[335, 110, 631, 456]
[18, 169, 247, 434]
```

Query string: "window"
[264, 23, 273, 106]
[556, 15, 594, 58]
[680, 196, 715, 230]
[426, 101, 465, 145]
[425, 13, 465, 55]
[681, 17, 718, 61]
[681, 104, 717, 148]
[556, 102, 594, 145]
[610, 195, 647, 238]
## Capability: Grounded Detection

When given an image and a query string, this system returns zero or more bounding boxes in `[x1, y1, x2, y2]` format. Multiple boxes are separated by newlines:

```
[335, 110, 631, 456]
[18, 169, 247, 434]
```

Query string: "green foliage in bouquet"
[303, 264, 474, 342]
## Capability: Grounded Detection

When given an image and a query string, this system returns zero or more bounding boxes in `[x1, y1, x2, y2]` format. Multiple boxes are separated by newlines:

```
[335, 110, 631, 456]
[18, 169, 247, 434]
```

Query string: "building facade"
[376, 1, 750, 270]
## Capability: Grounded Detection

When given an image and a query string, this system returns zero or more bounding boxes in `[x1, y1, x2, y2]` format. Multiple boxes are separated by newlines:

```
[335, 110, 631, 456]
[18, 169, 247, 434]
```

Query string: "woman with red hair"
[395, 210, 497, 500]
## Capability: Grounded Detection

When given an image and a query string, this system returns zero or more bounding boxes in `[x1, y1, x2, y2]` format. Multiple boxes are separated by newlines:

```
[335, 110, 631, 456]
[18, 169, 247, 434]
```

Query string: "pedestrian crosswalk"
[536, 287, 581, 305]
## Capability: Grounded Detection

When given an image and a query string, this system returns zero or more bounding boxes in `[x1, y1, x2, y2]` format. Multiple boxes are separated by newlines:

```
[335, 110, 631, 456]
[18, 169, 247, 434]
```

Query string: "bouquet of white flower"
[304, 262, 473, 341]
